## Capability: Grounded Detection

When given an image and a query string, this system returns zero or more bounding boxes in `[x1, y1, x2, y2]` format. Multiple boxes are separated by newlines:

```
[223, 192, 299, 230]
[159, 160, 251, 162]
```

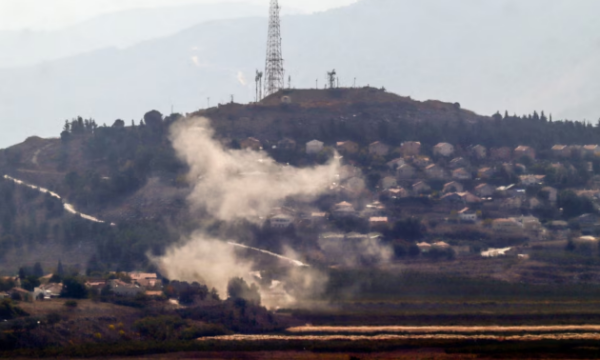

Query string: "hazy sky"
[0, 0, 357, 30]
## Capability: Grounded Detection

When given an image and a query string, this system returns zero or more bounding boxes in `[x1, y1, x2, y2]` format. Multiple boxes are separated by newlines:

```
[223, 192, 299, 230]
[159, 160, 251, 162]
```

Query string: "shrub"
[64, 300, 78, 308]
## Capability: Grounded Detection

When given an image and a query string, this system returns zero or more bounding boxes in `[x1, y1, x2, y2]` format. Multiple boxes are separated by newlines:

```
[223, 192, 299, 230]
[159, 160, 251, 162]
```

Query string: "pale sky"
[0, 0, 357, 31]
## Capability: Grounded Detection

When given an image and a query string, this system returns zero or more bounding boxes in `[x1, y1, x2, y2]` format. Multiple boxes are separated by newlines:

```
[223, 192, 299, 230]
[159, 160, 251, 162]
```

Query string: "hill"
[0, 0, 600, 148]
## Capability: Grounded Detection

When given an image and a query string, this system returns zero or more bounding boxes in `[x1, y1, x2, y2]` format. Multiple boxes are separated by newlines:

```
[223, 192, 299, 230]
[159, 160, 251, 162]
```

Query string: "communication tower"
[263, 0, 285, 98]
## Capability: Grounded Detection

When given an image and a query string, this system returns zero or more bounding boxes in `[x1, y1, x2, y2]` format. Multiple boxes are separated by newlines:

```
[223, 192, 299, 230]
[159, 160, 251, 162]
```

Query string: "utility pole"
[207, 97, 210, 108]
[263, 0, 285, 97]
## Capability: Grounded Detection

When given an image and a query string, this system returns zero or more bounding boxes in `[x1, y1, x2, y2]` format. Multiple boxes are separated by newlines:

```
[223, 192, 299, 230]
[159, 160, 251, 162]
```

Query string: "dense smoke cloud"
[169, 117, 340, 222]
[154, 117, 341, 306]
[154, 233, 254, 297]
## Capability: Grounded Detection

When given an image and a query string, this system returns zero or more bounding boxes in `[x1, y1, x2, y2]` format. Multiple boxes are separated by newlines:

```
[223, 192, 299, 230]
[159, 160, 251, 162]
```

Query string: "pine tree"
[57, 260, 64, 276]
[33, 262, 44, 278]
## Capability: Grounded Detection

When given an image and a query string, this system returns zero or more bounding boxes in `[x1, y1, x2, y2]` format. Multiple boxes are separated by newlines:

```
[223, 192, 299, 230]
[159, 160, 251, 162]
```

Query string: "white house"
[306, 140, 324, 154]
[269, 213, 295, 229]
[433, 142, 455, 157]
[458, 208, 478, 222]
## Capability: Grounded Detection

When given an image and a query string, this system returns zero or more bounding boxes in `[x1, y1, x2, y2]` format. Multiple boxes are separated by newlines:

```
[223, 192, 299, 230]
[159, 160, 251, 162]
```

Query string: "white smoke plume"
[154, 117, 341, 306]
[169, 117, 340, 222]
[153, 233, 254, 297]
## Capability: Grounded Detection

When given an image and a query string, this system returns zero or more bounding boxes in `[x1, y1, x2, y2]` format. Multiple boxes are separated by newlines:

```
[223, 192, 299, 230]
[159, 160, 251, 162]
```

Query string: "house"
[472, 145, 487, 159]
[541, 186, 558, 202]
[514, 146, 536, 160]
[520, 216, 542, 232]
[34, 283, 63, 300]
[583, 145, 600, 157]
[332, 202, 356, 218]
[417, 242, 432, 253]
[474, 183, 495, 197]
[452, 168, 471, 180]
[574, 213, 600, 235]
[269, 214, 295, 229]
[310, 212, 328, 225]
[551, 145, 571, 158]
[369, 141, 390, 156]
[384, 187, 410, 199]
[477, 167, 495, 179]
[412, 181, 431, 194]
[345, 177, 366, 192]
[109, 280, 143, 297]
[432, 241, 451, 249]
[457, 192, 481, 204]
[433, 142, 455, 157]
[380, 176, 398, 190]
[425, 164, 445, 179]
[306, 140, 324, 154]
[240, 137, 262, 151]
[441, 192, 463, 204]
[401, 141, 421, 156]
[336, 141, 359, 154]
[129, 273, 159, 288]
[278, 138, 296, 150]
[413, 157, 432, 169]
[490, 147, 512, 160]
[492, 218, 523, 232]
[443, 181, 464, 194]
[520, 175, 546, 186]
[449, 157, 469, 169]
[458, 208, 478, 222]
[369, 217, 389, 230]
[362, 201, 386, 217]
[397, 164, 416, 179]
[386, 158, 406, 170]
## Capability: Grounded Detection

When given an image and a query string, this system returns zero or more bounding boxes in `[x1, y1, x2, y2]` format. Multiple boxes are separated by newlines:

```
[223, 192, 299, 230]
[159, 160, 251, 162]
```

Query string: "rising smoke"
[154, 117, 341, 306]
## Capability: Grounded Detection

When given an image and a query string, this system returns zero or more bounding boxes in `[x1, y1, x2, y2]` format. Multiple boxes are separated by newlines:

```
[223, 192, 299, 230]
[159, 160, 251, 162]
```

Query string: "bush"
[64, 300, 78, 308]
[180, 324, 228, 340]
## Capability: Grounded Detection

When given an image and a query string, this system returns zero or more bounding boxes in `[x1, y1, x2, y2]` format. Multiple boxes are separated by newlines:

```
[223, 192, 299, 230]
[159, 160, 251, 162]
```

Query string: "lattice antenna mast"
[263, 0, 284, 98]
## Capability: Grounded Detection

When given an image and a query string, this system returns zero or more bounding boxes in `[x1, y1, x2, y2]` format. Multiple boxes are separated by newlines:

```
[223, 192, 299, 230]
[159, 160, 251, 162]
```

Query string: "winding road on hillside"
[3, 174, 115, 226]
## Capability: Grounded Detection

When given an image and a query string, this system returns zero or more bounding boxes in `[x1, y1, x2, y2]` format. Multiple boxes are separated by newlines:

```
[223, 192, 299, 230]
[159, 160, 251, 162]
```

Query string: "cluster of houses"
[240, 137, 600, 261]
[0, 272, 163, 302]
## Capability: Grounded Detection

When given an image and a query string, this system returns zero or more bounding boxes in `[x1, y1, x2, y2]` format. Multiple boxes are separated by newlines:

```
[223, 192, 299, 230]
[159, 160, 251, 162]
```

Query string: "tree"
[57, 260, 64, 276]
[61, 277, 88, 299]
[33, 262, 44, 278]
[227, 277, 261, 305]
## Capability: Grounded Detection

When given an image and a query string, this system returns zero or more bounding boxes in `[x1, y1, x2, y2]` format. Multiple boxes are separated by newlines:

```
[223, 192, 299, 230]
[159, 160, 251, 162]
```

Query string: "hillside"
[0, 0, 600, 148]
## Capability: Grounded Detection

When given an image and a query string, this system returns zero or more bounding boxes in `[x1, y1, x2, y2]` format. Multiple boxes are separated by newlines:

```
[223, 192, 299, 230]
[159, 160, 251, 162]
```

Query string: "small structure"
[433, 142, 455, 157]
[519, 175, 546, 186]
[397, 164, 416, 179]
[474, 183, 495, 197]
[277, 138, 296, 150]
[336, 141, 359, 154]
[269, 213, 295, 229]
[400, 141, 421, 156]
[384, 187, 410, 198]
[551, 145, 571, 158]
[452, 168, 471, 180]
[109, 280, 143, 297]
[449, 157, 469, 169]
[417, 242, 432, 253]
[477, 167, 495, 179]
[34, 283, 63, 300]
[583, 145, 600, 157]
[492, 218, 522, 232]
[432, 241, 451, 249]
[369, 141, 390, 157]
[386, 158, 406, 170]
[306, 140, 324, 154]
[443, 181, 463, 194]
[412, 181, 431, 194]
[471, 145, 487, 159]
[425, 164, 445, 179]
[380, 176, 398, 190]
[514, 146, 536, 160]
[332, 201, 356, 218]
[541, 186, 558, 203]
[241, 137, 262, 151]
[458, 208, 478, 223]
[369, 217, 389, 230]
